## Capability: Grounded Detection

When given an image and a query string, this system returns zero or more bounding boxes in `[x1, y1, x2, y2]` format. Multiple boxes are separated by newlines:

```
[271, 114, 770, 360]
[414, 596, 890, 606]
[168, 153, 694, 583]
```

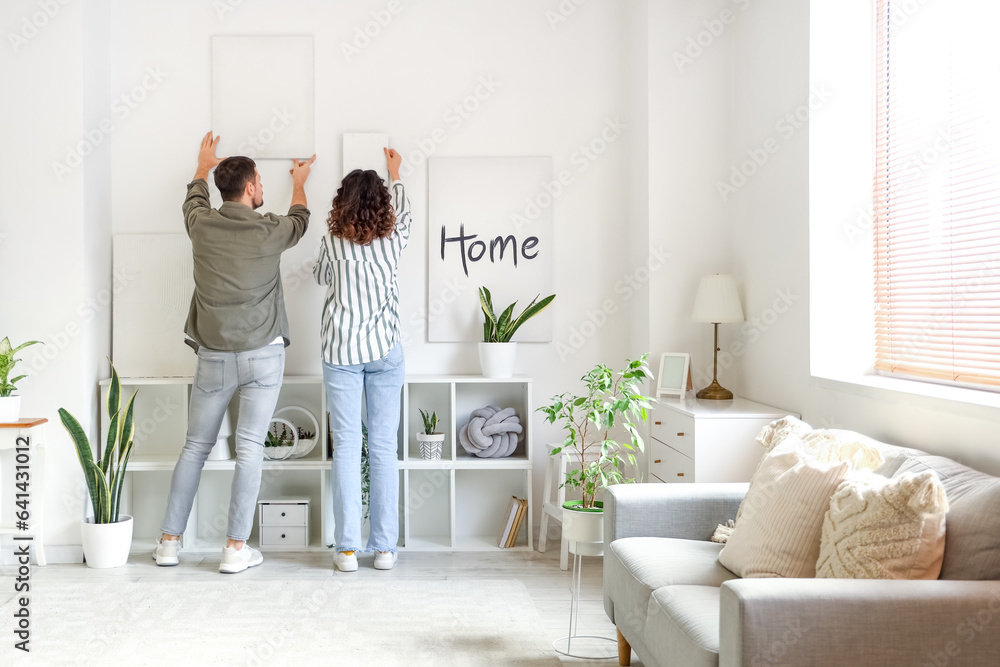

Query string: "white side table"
[0, 418, 47, 566]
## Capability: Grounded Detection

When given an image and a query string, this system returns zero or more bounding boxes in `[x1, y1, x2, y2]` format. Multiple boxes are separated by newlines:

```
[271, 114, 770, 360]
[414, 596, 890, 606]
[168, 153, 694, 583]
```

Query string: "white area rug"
[2, 578, 561, 666]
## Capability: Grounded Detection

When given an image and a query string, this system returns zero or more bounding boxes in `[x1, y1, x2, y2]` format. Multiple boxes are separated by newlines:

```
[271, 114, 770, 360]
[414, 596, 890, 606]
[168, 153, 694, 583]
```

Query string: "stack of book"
[497, 496, 527, 548]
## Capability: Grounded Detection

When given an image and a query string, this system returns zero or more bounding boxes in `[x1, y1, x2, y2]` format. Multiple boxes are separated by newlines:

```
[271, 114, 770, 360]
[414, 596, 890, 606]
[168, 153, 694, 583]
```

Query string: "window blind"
[873, 0, 1000, 388]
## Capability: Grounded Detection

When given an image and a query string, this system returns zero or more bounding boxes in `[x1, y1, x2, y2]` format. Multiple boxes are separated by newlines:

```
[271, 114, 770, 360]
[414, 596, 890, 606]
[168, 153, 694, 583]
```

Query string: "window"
[873, 0, 1000, 389]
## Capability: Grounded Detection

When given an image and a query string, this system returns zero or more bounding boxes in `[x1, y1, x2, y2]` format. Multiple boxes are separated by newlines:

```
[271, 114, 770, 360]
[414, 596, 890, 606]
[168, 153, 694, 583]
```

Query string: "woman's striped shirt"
[313, 180, 411, 365]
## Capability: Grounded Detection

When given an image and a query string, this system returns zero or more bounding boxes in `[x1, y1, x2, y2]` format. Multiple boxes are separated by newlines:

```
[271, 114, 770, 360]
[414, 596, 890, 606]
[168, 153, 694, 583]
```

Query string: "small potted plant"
[0, 337, 41, 422]
[478, 287, 555, 378]
[263, 418, 298, 460]
[417, 409, 444, 460]
[537, 355, 653, 554]
[59, 362, 138, 568]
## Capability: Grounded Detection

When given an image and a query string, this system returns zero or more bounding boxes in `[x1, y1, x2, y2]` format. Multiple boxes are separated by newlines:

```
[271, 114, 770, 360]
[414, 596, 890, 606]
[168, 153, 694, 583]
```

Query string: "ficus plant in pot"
[478, 287, 555, 378]
[537, 355, 653, 551]
[0, 337, 41, 423]
[59, 362, 138, 569]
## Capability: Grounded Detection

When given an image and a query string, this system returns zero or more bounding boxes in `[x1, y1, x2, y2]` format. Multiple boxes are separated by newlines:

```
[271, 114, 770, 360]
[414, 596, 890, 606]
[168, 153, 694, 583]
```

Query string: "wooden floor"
[6, 546, 644, 666]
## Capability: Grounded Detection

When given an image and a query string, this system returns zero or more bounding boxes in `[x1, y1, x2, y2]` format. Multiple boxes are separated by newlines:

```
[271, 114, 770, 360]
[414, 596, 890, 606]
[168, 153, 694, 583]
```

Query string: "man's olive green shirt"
[182, 179, 310, 352]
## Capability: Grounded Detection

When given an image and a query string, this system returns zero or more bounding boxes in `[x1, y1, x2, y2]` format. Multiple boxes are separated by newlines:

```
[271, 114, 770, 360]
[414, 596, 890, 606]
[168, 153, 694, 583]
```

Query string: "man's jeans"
[161, 344, 285, 541]
[324, 342, 404, 553]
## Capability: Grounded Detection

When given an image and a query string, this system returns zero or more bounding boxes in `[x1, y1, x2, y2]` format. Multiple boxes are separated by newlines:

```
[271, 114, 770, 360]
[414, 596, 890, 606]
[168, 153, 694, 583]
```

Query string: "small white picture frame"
[656, 353, 691, 399]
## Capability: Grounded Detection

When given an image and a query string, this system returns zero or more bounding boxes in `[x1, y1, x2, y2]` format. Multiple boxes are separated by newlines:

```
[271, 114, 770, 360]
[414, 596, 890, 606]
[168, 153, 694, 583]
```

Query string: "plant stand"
[552, 505, 616, 661]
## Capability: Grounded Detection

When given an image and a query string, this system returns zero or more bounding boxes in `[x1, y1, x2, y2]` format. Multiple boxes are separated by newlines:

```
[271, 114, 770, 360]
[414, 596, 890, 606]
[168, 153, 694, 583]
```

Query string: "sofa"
[603, 432, 1000, 667]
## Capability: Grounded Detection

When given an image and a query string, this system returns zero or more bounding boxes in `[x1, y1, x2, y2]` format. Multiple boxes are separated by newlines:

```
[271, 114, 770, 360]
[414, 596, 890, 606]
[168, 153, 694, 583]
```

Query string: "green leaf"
[59, 408, 102, 520]
[107, 362, 121, 424]
[505, 293, 555, 341]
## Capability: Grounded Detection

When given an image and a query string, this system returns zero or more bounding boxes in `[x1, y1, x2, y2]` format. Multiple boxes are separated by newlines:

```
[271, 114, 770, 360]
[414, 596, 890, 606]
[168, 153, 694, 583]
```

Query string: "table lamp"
[692, 274, 744, 400]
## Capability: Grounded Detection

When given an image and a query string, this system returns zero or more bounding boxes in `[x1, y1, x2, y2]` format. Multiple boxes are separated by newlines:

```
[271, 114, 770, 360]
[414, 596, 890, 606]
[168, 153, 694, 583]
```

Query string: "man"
[155, 131, 316, 573]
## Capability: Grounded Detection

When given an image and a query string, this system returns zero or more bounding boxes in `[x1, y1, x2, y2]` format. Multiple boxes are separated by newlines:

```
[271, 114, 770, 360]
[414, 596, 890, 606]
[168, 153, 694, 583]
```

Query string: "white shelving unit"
[101, 374, 533, 553]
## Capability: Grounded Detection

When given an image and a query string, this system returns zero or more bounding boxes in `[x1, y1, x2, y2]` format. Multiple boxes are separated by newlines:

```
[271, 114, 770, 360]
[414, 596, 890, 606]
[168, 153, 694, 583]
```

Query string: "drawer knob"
[281, 512, 286, 517]
[281, 533, 286, 539]
[653, 459, 662, 464]
[676, 432, 684, 436]
[677, 473, 685, 477]
[654, 421, 662, 425]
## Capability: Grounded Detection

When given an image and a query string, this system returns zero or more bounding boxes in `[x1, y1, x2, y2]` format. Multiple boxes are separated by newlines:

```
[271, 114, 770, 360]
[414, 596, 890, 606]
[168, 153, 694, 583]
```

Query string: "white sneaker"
[153, 538, 180, 566]
[374, 551, 397, 570]
[334, 551, 358, 572]
[219, 544, 263, 574]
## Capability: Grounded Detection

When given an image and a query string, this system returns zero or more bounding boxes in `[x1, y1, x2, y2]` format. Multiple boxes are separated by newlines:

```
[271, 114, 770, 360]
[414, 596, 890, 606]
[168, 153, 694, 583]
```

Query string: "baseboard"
[0, 545, 83, 565]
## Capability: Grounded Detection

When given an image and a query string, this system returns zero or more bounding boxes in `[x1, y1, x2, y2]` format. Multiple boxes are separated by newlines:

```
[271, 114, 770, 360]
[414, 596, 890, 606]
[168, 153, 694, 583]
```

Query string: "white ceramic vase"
[562, 501, 604, 557]
[0, 395, 22, 423]
[80, 515, 134, 569]
[478, 342, 517, 378]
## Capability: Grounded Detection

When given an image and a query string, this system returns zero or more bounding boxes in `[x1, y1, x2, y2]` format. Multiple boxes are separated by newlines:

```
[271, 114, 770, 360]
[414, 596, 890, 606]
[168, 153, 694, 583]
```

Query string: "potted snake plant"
[416, 409, 444, 460]
[59, 362, 138, 568]
[478, 287, 555, 378]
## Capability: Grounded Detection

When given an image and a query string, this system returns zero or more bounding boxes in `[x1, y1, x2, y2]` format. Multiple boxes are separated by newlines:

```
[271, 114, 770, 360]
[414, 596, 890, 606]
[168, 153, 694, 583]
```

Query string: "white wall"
[1, 0, 103, 561]
[729, 0, 1000, 475]
[646, 0, 739, 393]
[7, 0, 649, 556]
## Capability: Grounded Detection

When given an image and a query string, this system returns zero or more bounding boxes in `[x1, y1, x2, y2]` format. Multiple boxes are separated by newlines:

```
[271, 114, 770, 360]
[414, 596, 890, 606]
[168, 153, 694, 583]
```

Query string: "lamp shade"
[692, 274, 744, 323]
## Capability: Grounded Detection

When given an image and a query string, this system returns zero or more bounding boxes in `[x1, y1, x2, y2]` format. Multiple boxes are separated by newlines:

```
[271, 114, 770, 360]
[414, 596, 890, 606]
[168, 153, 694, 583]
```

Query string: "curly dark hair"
[326, 169, 395, 245]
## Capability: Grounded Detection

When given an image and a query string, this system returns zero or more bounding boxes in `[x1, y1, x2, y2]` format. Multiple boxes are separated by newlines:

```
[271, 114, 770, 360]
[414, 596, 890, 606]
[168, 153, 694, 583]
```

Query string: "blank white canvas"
[113, 235, 196, 377]
[344, 133, 390, 183]
[212, 35, 314, 159]
[428, 157, 554, 342]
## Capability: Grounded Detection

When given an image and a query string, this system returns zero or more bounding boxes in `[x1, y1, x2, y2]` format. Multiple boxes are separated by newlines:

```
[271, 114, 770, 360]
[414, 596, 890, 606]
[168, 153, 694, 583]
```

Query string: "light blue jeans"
[161, 344, 285, 541]
[324, 342, 404, 553]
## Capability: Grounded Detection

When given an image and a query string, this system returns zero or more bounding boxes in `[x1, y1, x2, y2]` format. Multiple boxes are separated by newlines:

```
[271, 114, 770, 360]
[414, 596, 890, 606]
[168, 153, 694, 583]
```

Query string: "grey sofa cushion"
[646, 586, 720, 667]
[895, 455, 1000, 580]
[871, 441, 925, 478]
[606, 537, 737, 637]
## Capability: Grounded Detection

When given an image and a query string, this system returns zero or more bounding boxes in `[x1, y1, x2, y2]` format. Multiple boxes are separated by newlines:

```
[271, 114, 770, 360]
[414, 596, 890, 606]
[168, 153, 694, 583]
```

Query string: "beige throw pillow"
[719, 437, 852, 578]
[801, 429, 886, 471]
[816, 470, 948, 580]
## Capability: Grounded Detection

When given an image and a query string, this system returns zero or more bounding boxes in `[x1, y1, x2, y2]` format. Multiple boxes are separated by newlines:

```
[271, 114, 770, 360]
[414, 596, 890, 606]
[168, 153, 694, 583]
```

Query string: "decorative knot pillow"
[816, 469, 948, 580]
[718, 436, 852, 578]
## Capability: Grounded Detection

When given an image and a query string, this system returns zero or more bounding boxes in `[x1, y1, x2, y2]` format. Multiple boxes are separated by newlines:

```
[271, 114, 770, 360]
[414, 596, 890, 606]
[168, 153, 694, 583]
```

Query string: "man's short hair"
[214, 156, 257, 201]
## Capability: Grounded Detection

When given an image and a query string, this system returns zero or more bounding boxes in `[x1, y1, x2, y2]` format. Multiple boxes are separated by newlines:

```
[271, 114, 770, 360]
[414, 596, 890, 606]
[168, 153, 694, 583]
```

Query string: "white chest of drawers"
[648, 397, 796, 483]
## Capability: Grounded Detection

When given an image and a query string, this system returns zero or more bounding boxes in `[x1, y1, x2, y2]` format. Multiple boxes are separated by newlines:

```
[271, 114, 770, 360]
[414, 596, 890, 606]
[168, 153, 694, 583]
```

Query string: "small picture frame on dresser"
[656, 353, 691, 399]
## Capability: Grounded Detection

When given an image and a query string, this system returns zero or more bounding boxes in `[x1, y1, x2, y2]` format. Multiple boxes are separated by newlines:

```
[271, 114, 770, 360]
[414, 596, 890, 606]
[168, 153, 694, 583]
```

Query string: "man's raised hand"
[194, 132, 223, 180]
[290, 154, 317, 184]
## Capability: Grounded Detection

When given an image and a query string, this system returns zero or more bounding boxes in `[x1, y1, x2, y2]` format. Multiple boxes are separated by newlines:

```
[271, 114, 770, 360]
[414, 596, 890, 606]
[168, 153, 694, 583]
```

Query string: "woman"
[313, 148, 410, 572]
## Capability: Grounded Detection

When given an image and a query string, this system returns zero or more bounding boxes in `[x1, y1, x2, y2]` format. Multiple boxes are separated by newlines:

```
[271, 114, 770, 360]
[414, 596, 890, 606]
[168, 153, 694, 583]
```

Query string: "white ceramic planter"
[478, 342, 517, 378]
[562, 502, 604, 557]
[0, 395, 22, 423]
[81, 515, 134, 569]
[417, 432, 445, 460]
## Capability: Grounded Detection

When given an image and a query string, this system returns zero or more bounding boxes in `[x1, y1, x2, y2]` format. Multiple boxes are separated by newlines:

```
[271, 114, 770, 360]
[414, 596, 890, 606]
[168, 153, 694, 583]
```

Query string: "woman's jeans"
[161, 344, 285, 542]
[323, 342, 404, 553]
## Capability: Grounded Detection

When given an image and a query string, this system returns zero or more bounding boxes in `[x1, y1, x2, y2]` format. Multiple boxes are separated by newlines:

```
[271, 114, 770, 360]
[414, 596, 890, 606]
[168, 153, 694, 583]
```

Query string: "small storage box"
[257, 498, 309, 550]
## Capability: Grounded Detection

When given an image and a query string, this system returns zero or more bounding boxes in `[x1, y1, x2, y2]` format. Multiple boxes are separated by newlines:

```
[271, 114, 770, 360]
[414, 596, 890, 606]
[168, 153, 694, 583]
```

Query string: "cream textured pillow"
[755, 416, 813, 452]
[719, 437, 852, 578]
[801, 429, 885, 471]
[816, 470, 948, 580]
